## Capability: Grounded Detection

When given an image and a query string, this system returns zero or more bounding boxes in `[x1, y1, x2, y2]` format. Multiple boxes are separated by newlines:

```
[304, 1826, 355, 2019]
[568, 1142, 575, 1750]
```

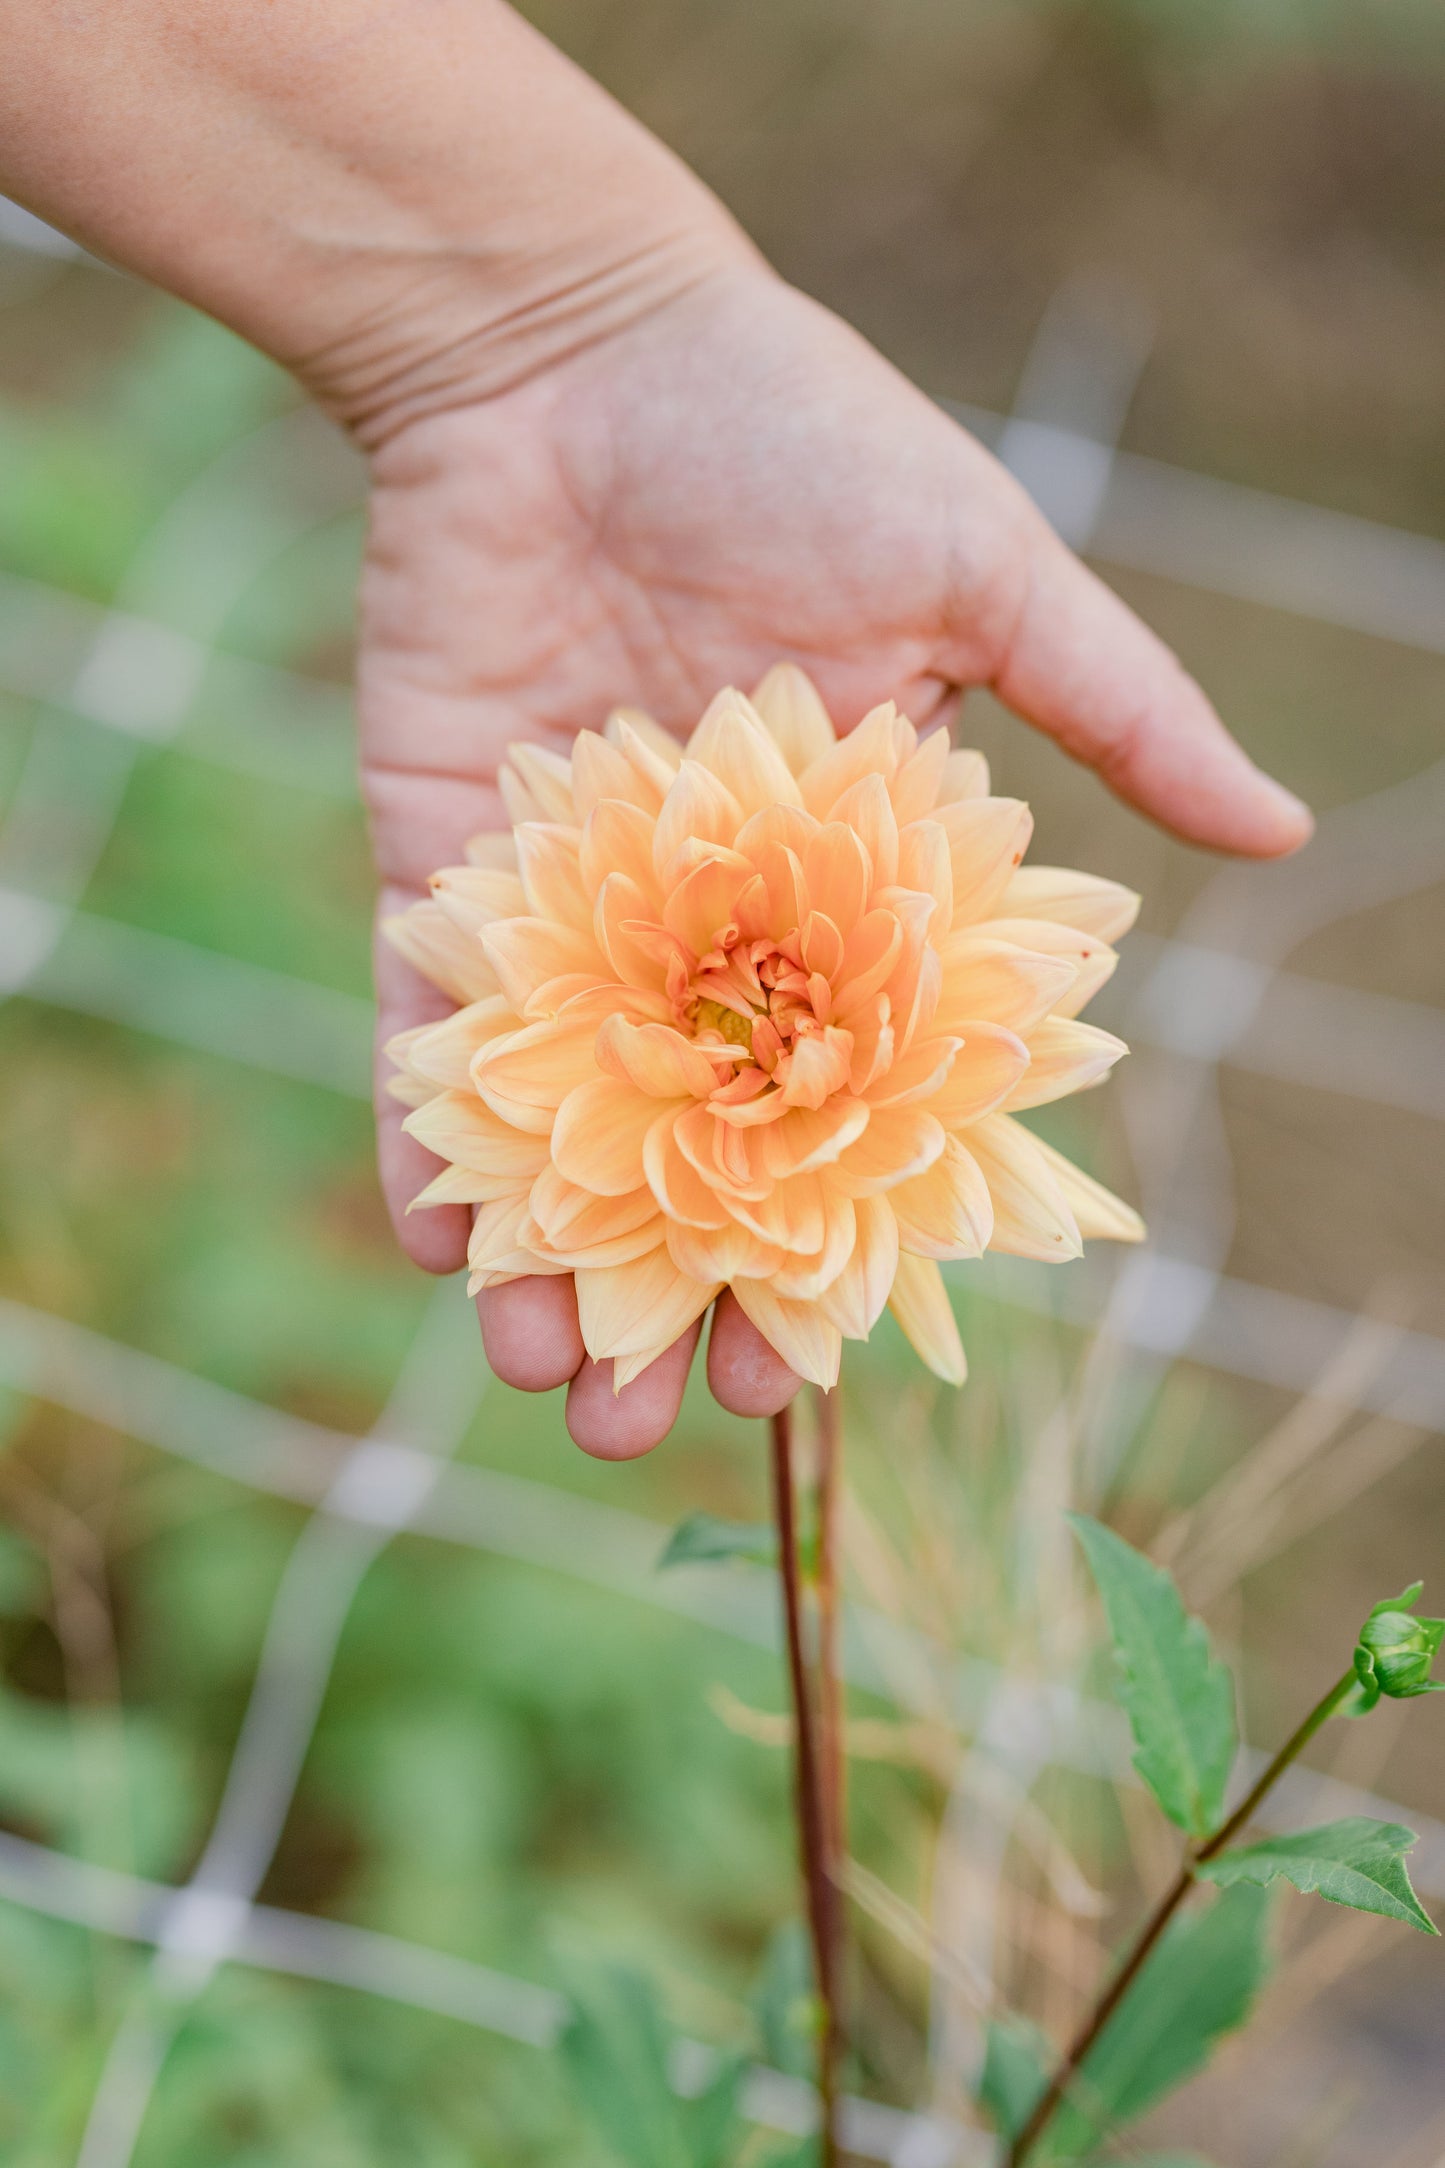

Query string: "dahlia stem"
[814, 1385, 848, 1886]
[1008, 1668, 1358, 2166]
[769, 1402, 842, 2167]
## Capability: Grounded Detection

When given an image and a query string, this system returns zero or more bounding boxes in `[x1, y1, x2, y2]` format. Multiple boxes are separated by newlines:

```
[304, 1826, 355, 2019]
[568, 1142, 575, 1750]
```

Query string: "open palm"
[359, 262, 1308, 1456]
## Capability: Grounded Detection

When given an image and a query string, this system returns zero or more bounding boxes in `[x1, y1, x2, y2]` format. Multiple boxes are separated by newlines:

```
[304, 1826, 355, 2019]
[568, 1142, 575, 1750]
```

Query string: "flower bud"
[1351, 1582, 1445, 1711]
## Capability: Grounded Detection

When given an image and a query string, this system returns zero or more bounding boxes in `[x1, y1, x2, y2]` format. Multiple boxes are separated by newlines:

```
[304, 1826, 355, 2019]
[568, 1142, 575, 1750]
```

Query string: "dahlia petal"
[750, 663, 838, 775]
[983, 917, 1117, 1018]
[644, 1107, 732, 1228]
[498, 764, 545, 826]
[472, 1015, 604, 1127]
[687, 688, 806, 814]
[385, 1065, 438, 1110]
[771, 1188, 856, 1301]
[757, 1098, 870, 1179]
[833, 1104, 946, 1195]
[891, 1134, 993, 1260]
[778, 1025, 854, 1108]
[800, 702, 902, 818]
[571, 729, 664, 817]
[798, 910, 844, 982]
[675, 1101, 769, 1202]
[594, 873, 673, 992]
[832, 911, 905, 1015]
[933, 935, 1079, 1036]
[928, 1021, 1031, 1127]
[579, 800, 660, 902]
[515, 823, 590, 928]
[725, 1169, 827, 1255]
[652, 760, 745, 879]
[533, 1214, 667, 1270]
[383, 900, 499, 1005]
[802, 823, 871, 938]
[830, 771, 900, 888]
[505, 742, 578, 824]
[464, 830, 520, 871]
[465, 1194, 535, 1276]
[552, 1075, 681, 1196]
[890, 725, 952, 825]
[730, 1279, 843, 1389]
[480, 917, 603, 1012]
[938, 798, 1033, 926]
[897, 819, 953, 932]
[1027, 1132, 1145, 1242]
[888, 1255, 967, 1385]
[403, 996, 515, 1090]
[935, 748, 990, 805]
[665, 1216, 786, 1284]
[968, 1113, 1083, 1261]
[662, 850, 753, 958]
[1003, 1018, 1128, 1110]
[865, 1032, 962, 1107]
[409, 1161, 527, 1208]
[737, 842, 808, 942]
[999, 866, 1141, 943]
[817, 1191, 899, 1339]
[606, 707, 685, 773]
[574, 1248, 719, 1365]
[403, 1091, 551, 1177]
[430, 864, 528, 936]
[596, 1014, 723, 1099]
[734, 803, 819, 866]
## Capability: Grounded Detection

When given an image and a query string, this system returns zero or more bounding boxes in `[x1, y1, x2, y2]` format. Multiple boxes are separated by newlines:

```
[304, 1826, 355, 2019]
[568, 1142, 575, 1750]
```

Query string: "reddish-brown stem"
[815, 1384, 848, 1897]
[770, 1403, 841, 2168]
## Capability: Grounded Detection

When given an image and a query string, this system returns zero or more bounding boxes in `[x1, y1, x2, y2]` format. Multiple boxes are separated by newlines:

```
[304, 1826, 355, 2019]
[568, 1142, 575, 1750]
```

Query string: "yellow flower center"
[692, 996, 755, 1049]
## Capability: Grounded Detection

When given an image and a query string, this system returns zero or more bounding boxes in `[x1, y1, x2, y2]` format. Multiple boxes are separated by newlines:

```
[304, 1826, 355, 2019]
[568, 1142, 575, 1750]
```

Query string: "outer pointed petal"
[933, 935, 1078, 1036]
[799, 701, 902, 819]
[891, 1135, 993, 1260]
[464, 831, 520, 872]
[817, 1192, 899, 1339]
[750, 663, 838, 774]
[571, 729, 663, 817]
[999, 866, 1141, 943]
[574, 1248, 719, 1368]
[757, 1099, 870, 1179]
[968, 1113, 1083, 1261]
[1003, 1018, 1128, 1111]
[514, 824, 590, 928]
[890, 726, 952, 825]
[580, 800, 660, 902]
[830, 771, 900, 888]
[403, 1092, 551, 1178]
[606, 707, 685, 773]
[833, 1105, 946, 1195]
[471, 1015, 602, 1130]
[466, 1193, 537, 1277]
[409, 1161, 527, 1208]
[404, 996, 516, 1090]
[505, 742, 578, 823]
[665, 1216, 786, 1284]
[896, 819, 953, 933]
[730, 1278, 843, 1389]
[553, 1076, 684, 1195]
[928, 1022, 1031, 1127]
[771, 1187, 857, 1301]
[480, 918, 603, 1012]
[652, 761, 745, 877]
[429, 864, 528, 935]
[936, 748, 990, 804]
[686, 688, 807, 813]
[983, 918, 1117, 1018]
[383, 899, 499, 1005]
[888, 1254, 967, 1385]
[939, 798, 1033, 927]
[802, 824, 871, 937]
[644, 1107, 731, 1228]
[1027, 1132, 1146, 1242]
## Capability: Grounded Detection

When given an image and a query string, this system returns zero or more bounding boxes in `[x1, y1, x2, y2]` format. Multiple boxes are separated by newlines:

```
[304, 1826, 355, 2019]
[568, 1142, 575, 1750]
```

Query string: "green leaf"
[557, 1954, 745, 2168]
[1069, 1514, 1238, 1837]
[978, 2014, 1051, 2141]
[659, 1513, 777, 1572]
[1047, 1885, 1272, 2158]
[1198, 1818, 1438, 1936]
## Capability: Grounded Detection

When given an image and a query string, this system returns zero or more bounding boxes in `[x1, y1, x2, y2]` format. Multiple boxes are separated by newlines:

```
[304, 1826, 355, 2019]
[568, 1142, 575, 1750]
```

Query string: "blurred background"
[1, 2, 1442, 2163]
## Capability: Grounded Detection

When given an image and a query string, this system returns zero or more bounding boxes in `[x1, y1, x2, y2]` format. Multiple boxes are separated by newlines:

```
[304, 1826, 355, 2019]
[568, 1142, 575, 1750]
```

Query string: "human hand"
[361, 259, 1311, 1457]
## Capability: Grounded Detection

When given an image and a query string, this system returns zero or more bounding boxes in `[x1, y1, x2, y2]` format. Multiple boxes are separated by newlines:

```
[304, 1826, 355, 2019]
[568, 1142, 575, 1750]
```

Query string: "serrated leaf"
[1198, 1818, 1438, 1936]
[1047, 1885, 1273, 2158]
[659, 1513, 777, 1571]
[1069, 1514, 1238, 1836]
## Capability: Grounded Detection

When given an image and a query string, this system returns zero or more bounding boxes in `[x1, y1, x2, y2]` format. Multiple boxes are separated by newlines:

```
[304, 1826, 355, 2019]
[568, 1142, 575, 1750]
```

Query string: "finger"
[478, 1275, 585, 1392]
[565, 1321, 703, 1460]
[949, 471, 1313, 859]
[707, 1291, 803, 1419]
[374, 888, 470, 1273]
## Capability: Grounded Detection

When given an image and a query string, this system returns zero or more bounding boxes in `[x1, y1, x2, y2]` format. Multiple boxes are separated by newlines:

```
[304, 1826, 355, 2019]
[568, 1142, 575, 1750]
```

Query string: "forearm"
[0, 0, 752, 440]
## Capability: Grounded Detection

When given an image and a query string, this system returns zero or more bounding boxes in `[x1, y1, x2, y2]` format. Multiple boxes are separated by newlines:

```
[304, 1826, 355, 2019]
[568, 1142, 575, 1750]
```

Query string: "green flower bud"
[1351, 1582, 1445, 1712]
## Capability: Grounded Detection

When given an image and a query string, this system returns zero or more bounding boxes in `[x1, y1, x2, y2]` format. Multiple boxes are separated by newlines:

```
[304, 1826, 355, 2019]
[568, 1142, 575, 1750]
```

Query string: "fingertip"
[565, 1324, 701, 1459]
[479, 1276, 585, 1390]
[707, 1293, 803, 1419]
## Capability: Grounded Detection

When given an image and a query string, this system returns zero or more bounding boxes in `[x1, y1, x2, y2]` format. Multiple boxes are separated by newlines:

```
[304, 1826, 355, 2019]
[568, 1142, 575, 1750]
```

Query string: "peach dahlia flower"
[385, 669, 1143, 1392]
